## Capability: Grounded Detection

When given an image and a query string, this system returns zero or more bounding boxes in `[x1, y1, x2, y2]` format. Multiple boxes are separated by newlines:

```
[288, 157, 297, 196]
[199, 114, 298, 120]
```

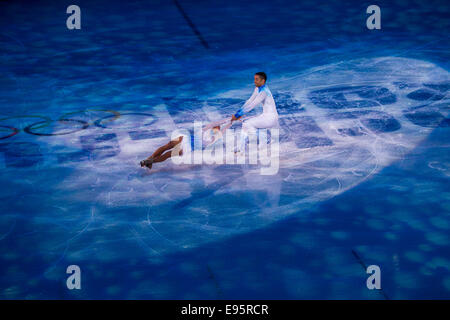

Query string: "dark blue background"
[0, 0, 449, 299]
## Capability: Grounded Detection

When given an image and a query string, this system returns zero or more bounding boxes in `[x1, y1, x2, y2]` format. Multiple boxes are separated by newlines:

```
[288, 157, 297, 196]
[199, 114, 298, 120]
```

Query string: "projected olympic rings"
[60, 109, 121, 125]
[94, 112, 156, 129]
[24, 119, 89, 136]
[0, 115, 52, 139]
[0, 109, 155, 139]
[0, 115, 52, 129]
[24, 109, 120, 136]
[0, 125, 20, 140]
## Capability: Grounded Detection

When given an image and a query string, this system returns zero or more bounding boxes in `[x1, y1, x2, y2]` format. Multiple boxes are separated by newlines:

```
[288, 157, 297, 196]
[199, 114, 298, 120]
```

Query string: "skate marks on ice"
[1, 57, 448, 255]
[91, 57, 449, 253]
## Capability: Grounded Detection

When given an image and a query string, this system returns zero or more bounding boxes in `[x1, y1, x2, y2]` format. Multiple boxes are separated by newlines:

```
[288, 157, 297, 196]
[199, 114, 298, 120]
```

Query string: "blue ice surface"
[0, 0, 449, 299]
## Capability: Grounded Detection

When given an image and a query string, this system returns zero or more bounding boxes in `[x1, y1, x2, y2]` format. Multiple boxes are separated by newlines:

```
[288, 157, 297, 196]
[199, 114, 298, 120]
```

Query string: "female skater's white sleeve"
[203, 118, 230, 130]
[234, 89, 267, 118]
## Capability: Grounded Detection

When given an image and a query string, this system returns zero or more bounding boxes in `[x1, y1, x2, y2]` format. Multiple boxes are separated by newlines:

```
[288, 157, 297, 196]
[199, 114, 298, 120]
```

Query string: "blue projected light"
[0, 0, 449, 301]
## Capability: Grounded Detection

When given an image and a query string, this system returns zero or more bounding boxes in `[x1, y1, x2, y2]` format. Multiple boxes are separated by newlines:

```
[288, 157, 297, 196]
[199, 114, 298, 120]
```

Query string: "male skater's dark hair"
[255, 72, 267, 82]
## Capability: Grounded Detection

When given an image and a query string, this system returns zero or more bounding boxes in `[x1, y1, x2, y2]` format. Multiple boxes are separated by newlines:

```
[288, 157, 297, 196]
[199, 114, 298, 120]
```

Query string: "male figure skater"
[231, 72, 279, 153]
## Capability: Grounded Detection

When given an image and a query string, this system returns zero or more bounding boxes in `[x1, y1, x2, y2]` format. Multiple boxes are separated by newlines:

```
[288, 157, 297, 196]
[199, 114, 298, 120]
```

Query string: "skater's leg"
[152, 149, 179, 163]
[238, 114, 278, 152]
[148, 136, 183, 159]
[238, 120, 256, 152]
[141, 136, 183, 168]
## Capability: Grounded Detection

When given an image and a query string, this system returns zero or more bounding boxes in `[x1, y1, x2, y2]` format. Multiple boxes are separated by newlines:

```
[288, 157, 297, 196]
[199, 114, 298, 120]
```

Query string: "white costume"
[234, 84, 279, 151]
[178, 118, 230, 154]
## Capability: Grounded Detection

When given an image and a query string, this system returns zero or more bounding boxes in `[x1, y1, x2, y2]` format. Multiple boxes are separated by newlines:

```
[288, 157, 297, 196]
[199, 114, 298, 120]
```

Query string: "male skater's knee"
[243, 122, 256, 135]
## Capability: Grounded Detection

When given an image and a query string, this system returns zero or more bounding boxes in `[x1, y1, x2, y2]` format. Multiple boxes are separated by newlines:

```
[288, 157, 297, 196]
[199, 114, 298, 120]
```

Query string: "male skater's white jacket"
[234, 84, 279, 151]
